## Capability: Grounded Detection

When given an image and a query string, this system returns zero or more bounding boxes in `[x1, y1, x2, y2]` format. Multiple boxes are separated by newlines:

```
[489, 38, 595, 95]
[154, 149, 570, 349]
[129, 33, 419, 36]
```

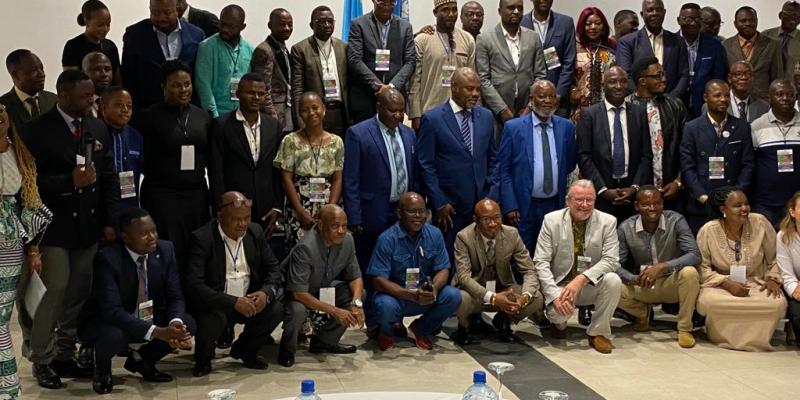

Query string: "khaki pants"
[546, 272, 622, 337]
[618, 267, 700, 332]
[456, 286, 543, 327]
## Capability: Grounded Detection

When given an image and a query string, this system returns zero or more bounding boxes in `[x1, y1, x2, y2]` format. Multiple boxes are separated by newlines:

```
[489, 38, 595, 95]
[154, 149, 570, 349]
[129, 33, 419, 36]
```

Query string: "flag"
[342, 0, 363, 41]
[393, 0, 409, 21]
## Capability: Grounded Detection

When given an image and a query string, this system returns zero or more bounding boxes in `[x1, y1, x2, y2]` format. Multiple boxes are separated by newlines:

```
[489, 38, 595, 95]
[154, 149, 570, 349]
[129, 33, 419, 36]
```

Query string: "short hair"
[56, 70, 91, 94]
[706, 186, 742, 219]
[221, 4, 245, 18]
[101, 86, 128, 101]
[239, 72, 265, 85]
[704, 78, 728, 93]
[269, 8, 290, 21]
[77, 0, 108, 26]
[680, 3, 701, 12]
[311, 5, 332, 22]
[631, 56, 660, 82]
[5, 49, 33, 72]
[567, 179, 595, 197]
[160, 59, 192, 84]
[118, 207, 151, 232]
[635, 185, 662, 201]
[614, 9, 636, 25]
[81, 51, 110, 71]
[701, 6, 720, 16]
[735, 6, 757, 19]
[769, 78, 797, 94]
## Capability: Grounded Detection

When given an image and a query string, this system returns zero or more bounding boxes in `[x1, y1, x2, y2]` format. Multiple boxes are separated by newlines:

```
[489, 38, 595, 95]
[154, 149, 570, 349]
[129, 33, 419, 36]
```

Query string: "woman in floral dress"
[570, 7, 617, 124]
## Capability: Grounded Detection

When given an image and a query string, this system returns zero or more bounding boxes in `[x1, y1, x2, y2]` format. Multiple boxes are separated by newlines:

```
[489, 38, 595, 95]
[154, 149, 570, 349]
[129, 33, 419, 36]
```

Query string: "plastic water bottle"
[462, 371, 499, 400]
[295, 380, 322, 400]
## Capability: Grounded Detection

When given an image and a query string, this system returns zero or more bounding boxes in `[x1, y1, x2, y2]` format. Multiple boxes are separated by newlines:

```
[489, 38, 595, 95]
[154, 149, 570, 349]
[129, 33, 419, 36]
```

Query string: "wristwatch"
[351, 299, 363, 308]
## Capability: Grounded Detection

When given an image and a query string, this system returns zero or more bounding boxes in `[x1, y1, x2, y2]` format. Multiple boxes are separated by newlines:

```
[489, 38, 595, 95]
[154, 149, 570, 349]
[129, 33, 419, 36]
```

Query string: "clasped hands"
[153, 321, 192, 350]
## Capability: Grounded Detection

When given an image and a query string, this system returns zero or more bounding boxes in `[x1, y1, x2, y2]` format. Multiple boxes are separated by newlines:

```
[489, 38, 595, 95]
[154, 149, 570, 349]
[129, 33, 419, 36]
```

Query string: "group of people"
[2, 0, 800, 397]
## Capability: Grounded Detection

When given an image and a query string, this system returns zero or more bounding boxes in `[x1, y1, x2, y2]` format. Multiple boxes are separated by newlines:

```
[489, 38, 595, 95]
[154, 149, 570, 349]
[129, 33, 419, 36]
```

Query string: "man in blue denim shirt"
[101, 87, 143, 211]
[366, 192, 461, 351]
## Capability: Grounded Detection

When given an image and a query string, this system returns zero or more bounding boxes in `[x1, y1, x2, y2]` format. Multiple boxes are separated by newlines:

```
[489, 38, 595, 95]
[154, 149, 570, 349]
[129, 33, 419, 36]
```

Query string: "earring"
[723, 212, 727, 219]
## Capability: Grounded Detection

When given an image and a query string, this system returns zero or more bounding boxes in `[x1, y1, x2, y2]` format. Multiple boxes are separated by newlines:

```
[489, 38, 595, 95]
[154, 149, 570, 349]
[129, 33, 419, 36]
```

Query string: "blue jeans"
[372, 286, 461, 337]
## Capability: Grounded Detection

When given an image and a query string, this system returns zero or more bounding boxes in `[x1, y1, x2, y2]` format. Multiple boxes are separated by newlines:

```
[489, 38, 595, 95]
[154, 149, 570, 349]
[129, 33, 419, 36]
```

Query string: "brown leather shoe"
[588, 335, 613, 354]
[633, 318, 651, 332]
[550, 325, 567, 339]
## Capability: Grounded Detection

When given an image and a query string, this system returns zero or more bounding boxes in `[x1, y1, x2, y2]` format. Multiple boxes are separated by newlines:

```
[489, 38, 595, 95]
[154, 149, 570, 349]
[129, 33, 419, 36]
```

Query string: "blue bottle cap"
[473, 371, 486, 384]
[301, 379, 315, 393]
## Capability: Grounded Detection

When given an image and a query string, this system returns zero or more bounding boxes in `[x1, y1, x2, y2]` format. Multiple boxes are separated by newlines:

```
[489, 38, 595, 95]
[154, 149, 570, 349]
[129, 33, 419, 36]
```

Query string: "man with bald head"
[344, 88, 417, 270]
[184, 191, 284, 376]
[498, 80, 577, 254]
[122, 0, 205, 109]
[418, 67, 497, 260]
[453, 199, 543, 345]
[282, 204, 364, 366]
[82, 52, 112, 117]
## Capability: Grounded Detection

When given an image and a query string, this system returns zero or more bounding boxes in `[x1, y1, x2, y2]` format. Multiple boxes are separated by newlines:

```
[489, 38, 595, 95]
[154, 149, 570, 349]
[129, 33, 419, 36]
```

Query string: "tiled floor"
[13, 311, 799, 399]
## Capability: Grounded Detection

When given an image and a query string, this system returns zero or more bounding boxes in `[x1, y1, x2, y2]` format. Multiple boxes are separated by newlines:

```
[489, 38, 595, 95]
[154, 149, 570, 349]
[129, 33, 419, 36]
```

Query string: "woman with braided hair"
[696, 186, 786, 351]
[0, 104, 52, 398]
[570, 7, 617, 124]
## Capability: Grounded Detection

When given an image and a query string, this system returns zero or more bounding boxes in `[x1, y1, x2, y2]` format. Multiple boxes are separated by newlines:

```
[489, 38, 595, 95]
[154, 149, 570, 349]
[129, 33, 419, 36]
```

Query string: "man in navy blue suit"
[122, 0, 205, 109]
[417, 67, 497, 259]
[344, 88, 416, 271]
[79, 208, 195, 394]
[498, 80, 576, 253]
[616, 0, 690, 98]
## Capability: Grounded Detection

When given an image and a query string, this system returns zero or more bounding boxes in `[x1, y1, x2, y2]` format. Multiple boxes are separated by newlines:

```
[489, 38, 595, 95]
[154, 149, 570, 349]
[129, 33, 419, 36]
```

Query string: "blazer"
[700, 96, 770, 124]
[21, 107, 120, 249]
[208, 110, 284, 219]
[684, 33, 729, 118]
[343, 117, 417, 232]
[186, 6, 219, 39]
[679, 113, 754, 215]
[475, 24, 547, 117]
[184, 220, 283, 313]
[121, 19, 205, 109]
[347, 13, 416, 116]
[497, 113, 577, 218]
[616, 28, 690, 97]
[455, 223, 540, 299]
[290, 35, 349, 127]
[520, 11, 577, 98]
[576, 101, 653, 191]
[417, 101, 497, 214]
[0, 88, 58, 131]
[626, 93, 687, 185]
[251, 35, 289, 121]
[722, 33, 783, 101]
[763, 27, 800, 80]
[85, 240, 186, 340]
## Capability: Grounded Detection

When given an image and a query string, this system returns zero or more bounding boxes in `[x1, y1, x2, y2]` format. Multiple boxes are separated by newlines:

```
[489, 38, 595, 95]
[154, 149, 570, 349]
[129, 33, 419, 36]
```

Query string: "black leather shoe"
[215, 324, 235, 349]
[578, 306, 593, 327]
[469, 314, 495, 334]
[229, 345, 269, 370]
[92, 359, 113, 394]
[492, 313, 521, 344]
[77, 345, 95, 369]
[192, 362, 212, 377]
[33, 363, 63, 390]
[123, 356, 173, 383]
[393, 322, 409, 338]
[308, 338, 357, 354]
[451, 325, 479, 346]
[278, 347, 295, 367]
[51, 358, 93, 378]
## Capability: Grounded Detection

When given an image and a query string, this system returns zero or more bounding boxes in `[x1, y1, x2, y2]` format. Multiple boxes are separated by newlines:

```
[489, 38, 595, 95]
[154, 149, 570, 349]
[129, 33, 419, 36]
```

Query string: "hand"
[494, 291, 520, 315]
[793, 286, 800, 301]
[247, 291, 268, 314]
[722, 279, 750, 297]
[349, 305, 365, 326]
[637, 263, 668, 288]
[234, 296, 257, 317]
[499, 109, 514, 122]
[613, 187, 636, 205]
[411, 117, 421, 132]
[26, 249, 42, 274]
[504, 211, 520, 227]
[435, 203, 455, 232]
[600, 189, 619, 202]
[331, 307, 359, 328]
[376, 84, 392, 96]
[552, 297, 574, 316]
[558, 276, 587, 305]
[515, 293, 532, 310]
[72, 163, 97, 188]
[660, 181, 680, 200]
[166, 321, 192, 349]
[698, 194, 709, 204]
[299, 210, 315, 230]
[348, 224, 364, 235]
[415, 288, 436, 305]
[101, 226, 116, 243]
[153, 325, 191, 344]
[759, 279, 783, 299]
[416, 24, 435, 36]
[260, 209, 281, 238]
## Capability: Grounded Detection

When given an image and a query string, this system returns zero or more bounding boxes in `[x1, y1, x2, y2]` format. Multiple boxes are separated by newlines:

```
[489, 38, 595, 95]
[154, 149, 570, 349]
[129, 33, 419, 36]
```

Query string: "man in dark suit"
[677, 3, 728, 118]
[79, 208, 194, 394]
[209, 73, 283, 236]
[498, 80, 577, 254]
[18, 71, 120, 389]
[617, 0, 690, 98]
[680, 80, 754, 232]
[347, 0, 416, 123]
[520, 0, 576, 116]
[185, 191, 284, 376]
[122, 0, 205, 109]
[763, 1, 800, 81]
[418, 67, 497, 259]
[0, 49, 57, 130]
[700, 60, 770, 122]
[251, 8, 294, 129]
[577, 66, 653, 222]
[177, 0, 219, 38]
[343, 88, 416, 270]
[291, 6, 349, 136]
[722, 7, 783, 101]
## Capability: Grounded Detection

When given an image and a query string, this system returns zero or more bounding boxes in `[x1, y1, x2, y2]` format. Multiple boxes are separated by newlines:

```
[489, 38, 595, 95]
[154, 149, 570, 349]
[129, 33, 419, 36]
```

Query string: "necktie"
[738, 101, 747, 121]
[741, 39, 754, 61]
[484, 239, 496, 282]
[387, 128, 407, 199]
[71, 119, 82, 138]
[486, 239, 496, 265]
[612, 106, 625, 178]
[25, 97, 40, 119]
[539, 122, 554, 195]
[460, 109, 473, 153]
[136, 256, 147, 304]
[781, 32, 790, 70]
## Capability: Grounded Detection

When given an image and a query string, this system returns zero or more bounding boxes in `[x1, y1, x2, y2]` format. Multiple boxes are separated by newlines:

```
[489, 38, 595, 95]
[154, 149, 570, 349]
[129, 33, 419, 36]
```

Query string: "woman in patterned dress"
[570, 7, 617, 123]
[0, 104, 51, 399]
[274, 92, 344, 250]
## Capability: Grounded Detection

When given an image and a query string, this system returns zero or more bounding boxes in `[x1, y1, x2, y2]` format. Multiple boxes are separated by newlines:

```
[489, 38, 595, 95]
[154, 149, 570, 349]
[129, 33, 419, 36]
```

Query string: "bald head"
[376, 87, 404, 105]
[452, 67, 479, 86]
[398, 192, 425, 209]
[319, 204, 345, 224]
[220, 191, 247, 206]
[451, 67, 481, 109]
[603, 66, 628, 105]
[474, 199, 500, 216]
[473, 198, 502, 238]
[318, 204, 348, 246]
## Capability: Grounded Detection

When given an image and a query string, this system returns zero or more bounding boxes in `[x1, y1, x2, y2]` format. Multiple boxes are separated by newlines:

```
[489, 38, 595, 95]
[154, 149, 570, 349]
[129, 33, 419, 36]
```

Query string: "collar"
[531, 111, 551, 126]
[502, 25, 520, 40]
[449, 98, 468, 114]
[766, 109, 800, 126]
[679, 30, 699, 46]
[533, 11, 552, 24]
[646, 27, 663, 39]
[267, 34, 287, 49]
[731, 89, 749, 103]
[235, 108, 261, 127]
[180, 5, 190, 19]
[737, 33, 757, 44]
[706, 112, 727, 127]
[126, 246, 147, 265]
[479, 232, 497, 248]
[604, 99, 625, 111]
[634, 214, 666, 233]
[314, 36, 332, 51]
[56, 105, 79, 128]
[14, 86, 36, 103]
[372, 12, 392, 27]
[152, 19, 183, 35]
[218, 223, 244, 245]
[395, 223, 425, 242]
[376, 115, 393, 133]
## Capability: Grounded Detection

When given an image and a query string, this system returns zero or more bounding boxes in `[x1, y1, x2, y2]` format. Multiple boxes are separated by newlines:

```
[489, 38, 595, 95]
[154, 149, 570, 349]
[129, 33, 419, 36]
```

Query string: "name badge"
[119, 171, 136, 199]
[709, 156, 725, 179]
[225, 276, 246, 297]
[375, 49, 391, 71]
[778, 149, 794, 173]
[543, 46, 561, 70]
[180, 145, 195, 171]
[320, 287, 336, 306]
[485, 280, 496, 294]
[322, 68, 341, 101]
[405, 267, 420, 290]
[229, 77, 241, 101]
[137, 300, 154, 321]
[309, 177, 327, 203]
[440, 65, 456, 87]
[730, 264, 747, 284]
[576, 255, 592, 274]
[76, 154, 86, 167]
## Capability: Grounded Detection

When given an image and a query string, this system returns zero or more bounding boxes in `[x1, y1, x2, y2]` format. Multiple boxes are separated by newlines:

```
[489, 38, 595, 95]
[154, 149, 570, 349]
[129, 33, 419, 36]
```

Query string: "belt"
[325, 101, 343, 110]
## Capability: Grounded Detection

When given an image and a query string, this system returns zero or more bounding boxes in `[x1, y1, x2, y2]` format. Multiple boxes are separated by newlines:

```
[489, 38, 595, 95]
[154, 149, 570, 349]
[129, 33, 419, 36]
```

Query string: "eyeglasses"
[730, 71, 753, 78]
[220, 198, 253, 209]
[400, 208, 428, 217]
[641, 71, 665, 79]
[569, 197, 596, 205]
[478, 215, 502, 224]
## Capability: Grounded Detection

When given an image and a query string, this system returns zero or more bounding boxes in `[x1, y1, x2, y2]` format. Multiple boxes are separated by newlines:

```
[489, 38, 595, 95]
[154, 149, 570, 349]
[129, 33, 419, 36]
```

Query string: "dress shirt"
[706, 112, 728, 137]
[235, 109, 261, 162]
[502, 26, 521, 68]
[604, 99, 629, 178]
[647, 28, 664, 63]
[218, 225, 251, 294]
[125, 247, 183, 341]
[366, 222, 450, 287]
[730, 90, 749, 119]
[56, 105, 80, 133]
[180, 5, 190, 20]
[530, 12, 550, 44]
[196, 35, 254, 117]
[682, 32, 699, 77]
[738, 34, 757, 62]
[777, 231, 800, 295]
[153, 20, 183, 60]
[530, 112, 559, 198]
[14, 86, 37, 115]
[450, 99, 474, 154]
[314, 37, 342, 102]
[376, 116, 408, 202]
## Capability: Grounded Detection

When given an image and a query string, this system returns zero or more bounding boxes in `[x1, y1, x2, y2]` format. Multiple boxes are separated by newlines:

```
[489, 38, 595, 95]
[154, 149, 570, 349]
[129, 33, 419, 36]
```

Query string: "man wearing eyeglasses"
[701, 61, 769, 123]
[533, 179, 621, 354]
[184, 191, 284, 376]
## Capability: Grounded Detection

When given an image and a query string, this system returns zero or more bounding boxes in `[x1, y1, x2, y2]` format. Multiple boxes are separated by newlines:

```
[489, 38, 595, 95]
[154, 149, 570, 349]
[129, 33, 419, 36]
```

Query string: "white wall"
[0, 0, 784, 91]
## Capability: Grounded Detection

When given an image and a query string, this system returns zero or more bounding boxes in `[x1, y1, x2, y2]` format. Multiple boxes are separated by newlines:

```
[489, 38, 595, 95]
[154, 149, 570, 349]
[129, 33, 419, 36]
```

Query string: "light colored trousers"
[546, 272, 622, 337]
[618, 267, 700, 332]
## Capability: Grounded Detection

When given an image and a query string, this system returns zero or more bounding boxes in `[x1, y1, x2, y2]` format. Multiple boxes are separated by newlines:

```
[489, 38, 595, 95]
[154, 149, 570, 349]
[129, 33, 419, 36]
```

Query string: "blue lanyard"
[223, 238, 243, 273]
[112, 132, 128, 172]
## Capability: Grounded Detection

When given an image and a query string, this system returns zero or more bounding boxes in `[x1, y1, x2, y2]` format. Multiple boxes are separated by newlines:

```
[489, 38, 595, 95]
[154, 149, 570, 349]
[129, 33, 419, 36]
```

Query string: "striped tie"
[460, 109, 472, 153]
[387, 128, 407, 198]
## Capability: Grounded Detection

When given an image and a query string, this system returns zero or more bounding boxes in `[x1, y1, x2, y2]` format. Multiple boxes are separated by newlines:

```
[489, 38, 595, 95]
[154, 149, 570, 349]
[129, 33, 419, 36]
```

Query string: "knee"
[678, 267, 699, 283]
[437, 286, 462, 310]
[372, 293, 401, 317]
[286, 301, 307, 319]
[601, 272, 622, 292]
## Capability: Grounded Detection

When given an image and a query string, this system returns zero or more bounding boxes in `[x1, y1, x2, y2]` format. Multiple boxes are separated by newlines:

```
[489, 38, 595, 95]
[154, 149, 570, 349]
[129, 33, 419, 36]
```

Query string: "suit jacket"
[455, 223, 540, 299]
[184, 220, 283, 313]
[21, 107, 120, 248]
[520, 11, 577, 98]
[497, 113, 576, 218]
[417, 102, 497, 215]
[347, 13, 416, 117]
[475, 24, 547, 116]
[700, 96, 770, 123]
[722, 33, 783, 101]
[576, 101, 653, 191]
[85, 240, 186, 340]
[122, 19, 205, 109]
[208, 110, 284, 219]
[291, 36, 349, 127]
[617, 28, 690, 97]
[343, 117, 417, 232]
[533, 208, 620, 304]
[251, 36, 289, 122]
[679, 113, 754, 215]
[684, 33, 729, 117]
[762, 27, 800, 80]
[0, 88, 58, 131]
[626, 93, 687, 185]
[186, 6, 219, 39]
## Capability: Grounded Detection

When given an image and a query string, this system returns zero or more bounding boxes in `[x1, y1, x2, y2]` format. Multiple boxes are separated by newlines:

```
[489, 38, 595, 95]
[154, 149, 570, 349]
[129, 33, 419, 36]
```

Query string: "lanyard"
[223, 237, 244, 273]
[304, 131, 323, 176]
[774, 121, 796, 142]
[227, 43, 242, 74]
[177, 108, 190, 139]
[112, 132, 128, 172]
[319, 40, 334, 73]
[435, 30, 455, 65]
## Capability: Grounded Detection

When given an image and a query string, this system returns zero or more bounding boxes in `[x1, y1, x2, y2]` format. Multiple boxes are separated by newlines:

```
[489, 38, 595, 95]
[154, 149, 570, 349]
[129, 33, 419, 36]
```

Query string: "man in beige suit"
[453, 199, 543, 345]
[533, 179, 621, 354]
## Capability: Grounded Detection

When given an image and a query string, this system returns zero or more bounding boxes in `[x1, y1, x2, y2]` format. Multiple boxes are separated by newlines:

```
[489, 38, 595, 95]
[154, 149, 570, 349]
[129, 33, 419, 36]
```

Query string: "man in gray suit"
[722, 7, 783, 101]
[251, 8, 294, 128]
[701, 61, 769, 123]
[475, 0, 546, 125]
[533, 179, 621, 354]
[347, 0, 416, 124]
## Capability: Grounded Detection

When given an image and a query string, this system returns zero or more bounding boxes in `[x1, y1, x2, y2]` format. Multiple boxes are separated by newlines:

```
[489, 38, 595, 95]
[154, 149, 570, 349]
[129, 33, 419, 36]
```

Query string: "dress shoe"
[51, 358, 93, 378]
[470, 314, 495, 334]
[215, 324, 235, 349]
[692, 311, 706, 329]
[124, 356, 173, 382]
[308, 337, 357, 354]
[612, 308, 637, 323]
[588, 335, 613, 354]
[32, 363, 63, 390]
[492, 313, 521, 344]
[377, 331, 395, 351]
[530, 312, 552, 329]
[632, 317, 651, 332]
[451, 325, 479, 346]
[92, 359, 113, 395]
[677, 331, 696, 348]
[393, 322, 409, 338]
[277, 347, 295, 368]
[785, 322, 797, 346]
[192, 362, 212, 377]
[408, 319, 433, 350]
[229, 345, 269, 370]
[77, 345, 95, 369]
[550, 324, 567, 340]
[578, 306, 593, 327]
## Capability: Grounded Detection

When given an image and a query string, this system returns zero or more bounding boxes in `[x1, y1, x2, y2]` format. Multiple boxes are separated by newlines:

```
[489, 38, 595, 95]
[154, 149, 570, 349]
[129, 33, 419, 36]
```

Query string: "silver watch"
[352, 299, 363, 308]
